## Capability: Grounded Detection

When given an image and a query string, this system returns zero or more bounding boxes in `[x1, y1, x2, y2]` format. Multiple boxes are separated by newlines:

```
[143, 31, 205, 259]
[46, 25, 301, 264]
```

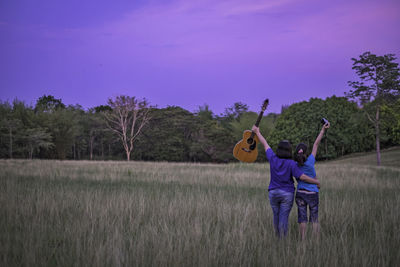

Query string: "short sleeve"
[291, 162, 304, 179]
[266, 148, 274, 161]
[308, 154, 316, 165]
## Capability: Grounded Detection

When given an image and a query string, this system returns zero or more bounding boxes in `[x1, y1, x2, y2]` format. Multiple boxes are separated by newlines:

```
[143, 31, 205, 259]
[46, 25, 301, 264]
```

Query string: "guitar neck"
[249, 110, 265, 139]
[254, 110, 265, 127]
[250, 98, 268, 138]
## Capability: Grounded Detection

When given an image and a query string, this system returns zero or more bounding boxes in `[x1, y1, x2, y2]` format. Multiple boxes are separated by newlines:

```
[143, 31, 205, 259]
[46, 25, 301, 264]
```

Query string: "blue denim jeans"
[269, 189, 294, 237]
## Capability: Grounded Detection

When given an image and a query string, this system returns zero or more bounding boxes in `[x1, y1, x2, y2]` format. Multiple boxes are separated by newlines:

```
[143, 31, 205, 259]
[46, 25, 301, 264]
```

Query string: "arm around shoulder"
[299, 174, 320, 188]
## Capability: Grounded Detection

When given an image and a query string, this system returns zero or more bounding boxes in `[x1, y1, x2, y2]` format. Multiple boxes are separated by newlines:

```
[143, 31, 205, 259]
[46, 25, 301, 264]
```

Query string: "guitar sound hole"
[247, 138, 254, 144]
[250, 142, 257, 150]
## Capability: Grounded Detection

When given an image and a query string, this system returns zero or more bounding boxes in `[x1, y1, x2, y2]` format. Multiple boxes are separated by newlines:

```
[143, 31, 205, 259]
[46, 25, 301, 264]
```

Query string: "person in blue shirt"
[294, 122, 330, 239]
[252, 125, 320, 238]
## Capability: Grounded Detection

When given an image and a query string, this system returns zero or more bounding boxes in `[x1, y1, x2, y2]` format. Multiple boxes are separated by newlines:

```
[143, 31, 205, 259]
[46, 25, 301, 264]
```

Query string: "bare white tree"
[103, 95, 151, 161]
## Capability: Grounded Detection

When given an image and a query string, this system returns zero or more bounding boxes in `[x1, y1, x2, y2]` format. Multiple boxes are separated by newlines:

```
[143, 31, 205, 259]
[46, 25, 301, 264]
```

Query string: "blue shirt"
[266, 148, 304, 193]
[297, 154, 319, 192]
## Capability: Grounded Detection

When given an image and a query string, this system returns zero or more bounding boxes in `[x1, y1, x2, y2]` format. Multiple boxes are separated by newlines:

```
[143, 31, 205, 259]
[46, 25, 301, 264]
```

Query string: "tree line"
[1, 52, 399, 164]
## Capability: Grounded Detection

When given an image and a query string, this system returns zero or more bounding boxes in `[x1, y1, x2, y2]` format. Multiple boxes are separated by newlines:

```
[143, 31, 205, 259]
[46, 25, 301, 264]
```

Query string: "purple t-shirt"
[266, 148, 304, 193]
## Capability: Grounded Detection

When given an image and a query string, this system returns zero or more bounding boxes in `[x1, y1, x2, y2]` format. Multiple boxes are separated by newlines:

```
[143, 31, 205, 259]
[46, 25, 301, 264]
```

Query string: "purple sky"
[1, 0, 399, 114]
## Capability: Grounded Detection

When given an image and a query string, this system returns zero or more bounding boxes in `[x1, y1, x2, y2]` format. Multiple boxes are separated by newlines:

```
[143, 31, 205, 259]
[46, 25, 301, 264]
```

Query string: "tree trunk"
[101, 140, 104, 159]
[9, 127, 13, 159]
[126, 150, 130, 161]
[90, 136, 94, 160]
[73, 143, 76, 160]
[29, 145, 33, 159]
[324, 131, 328, 160]
[375, 107, 381, 166]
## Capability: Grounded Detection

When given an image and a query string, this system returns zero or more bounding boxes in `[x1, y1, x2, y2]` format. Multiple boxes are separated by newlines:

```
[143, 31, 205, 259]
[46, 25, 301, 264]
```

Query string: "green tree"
[134, 106, 196, 161]
[270, 97, 365, 160]
[381, 99, 400, 144]
[23, 128, 53, 159]
[346, 52, 400, 165]
[0, 99, 38, 158]
[34, 95, 65, 113]
[0, 101, 21, 158]
[68, 105, 87, 160]
[34, 97, 78, 159]
[94, 107, 119, 160]
[222, 102, 249, 121]
[190, 105, 235, 162]
[86, 109, 108, 160]
[51, 108, 79, 159]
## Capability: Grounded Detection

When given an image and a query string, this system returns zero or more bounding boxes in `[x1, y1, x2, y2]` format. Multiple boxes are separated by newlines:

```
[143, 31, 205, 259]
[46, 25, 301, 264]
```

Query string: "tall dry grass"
[1, 149, 399, 266]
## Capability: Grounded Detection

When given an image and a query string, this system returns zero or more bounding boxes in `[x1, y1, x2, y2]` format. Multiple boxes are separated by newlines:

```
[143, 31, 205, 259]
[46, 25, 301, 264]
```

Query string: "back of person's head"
[276, 140, 292, 159]
[294, 143, 308, 166]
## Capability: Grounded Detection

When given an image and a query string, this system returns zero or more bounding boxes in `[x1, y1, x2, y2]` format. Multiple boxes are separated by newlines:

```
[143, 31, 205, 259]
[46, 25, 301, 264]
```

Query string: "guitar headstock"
[261, 99, 269, 112]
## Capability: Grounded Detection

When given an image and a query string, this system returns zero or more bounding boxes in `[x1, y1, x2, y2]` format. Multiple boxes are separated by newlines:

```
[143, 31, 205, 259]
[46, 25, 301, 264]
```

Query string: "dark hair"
[294, 143, 308, 166]
[276, 140, 292, 159]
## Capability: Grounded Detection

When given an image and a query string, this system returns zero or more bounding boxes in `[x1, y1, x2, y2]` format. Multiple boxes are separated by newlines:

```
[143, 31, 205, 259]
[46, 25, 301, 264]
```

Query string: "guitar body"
[233, 130, 260, 163]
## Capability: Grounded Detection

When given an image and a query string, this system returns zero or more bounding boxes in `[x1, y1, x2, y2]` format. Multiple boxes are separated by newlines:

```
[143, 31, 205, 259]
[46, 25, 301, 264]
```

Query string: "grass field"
[1, 148, 400, 266]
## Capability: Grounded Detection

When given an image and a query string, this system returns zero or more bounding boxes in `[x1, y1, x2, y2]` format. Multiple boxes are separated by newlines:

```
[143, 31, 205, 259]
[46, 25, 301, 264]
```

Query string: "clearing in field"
[1, 148, 399, 266]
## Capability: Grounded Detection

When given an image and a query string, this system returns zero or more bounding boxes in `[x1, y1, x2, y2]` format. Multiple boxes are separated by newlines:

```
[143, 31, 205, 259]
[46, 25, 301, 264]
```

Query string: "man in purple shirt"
[252, 125, 320, 237]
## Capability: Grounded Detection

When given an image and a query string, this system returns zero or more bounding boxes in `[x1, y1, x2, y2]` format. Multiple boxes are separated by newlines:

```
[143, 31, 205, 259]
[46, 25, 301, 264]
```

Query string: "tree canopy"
[1, 93, 397, 162]
[346, 52, 400, 165]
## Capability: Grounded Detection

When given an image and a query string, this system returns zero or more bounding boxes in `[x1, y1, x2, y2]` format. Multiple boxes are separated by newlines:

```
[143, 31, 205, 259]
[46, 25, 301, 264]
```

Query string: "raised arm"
[312, 122, 330, 157]
[252, 125, 270, 151]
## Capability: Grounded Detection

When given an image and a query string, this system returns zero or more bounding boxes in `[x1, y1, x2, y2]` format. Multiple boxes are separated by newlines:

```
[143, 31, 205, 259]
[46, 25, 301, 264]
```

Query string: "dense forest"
[1, 52, 399, 163]
[0, 94, 398, 163]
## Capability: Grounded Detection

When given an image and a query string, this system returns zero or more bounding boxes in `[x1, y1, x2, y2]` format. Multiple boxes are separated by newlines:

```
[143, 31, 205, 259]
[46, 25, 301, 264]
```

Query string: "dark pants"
[295, 191, 319, 223]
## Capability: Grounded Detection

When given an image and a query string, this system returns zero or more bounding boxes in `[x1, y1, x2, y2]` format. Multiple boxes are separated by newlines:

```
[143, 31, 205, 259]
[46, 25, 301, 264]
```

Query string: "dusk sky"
[1, 0, 399, 114]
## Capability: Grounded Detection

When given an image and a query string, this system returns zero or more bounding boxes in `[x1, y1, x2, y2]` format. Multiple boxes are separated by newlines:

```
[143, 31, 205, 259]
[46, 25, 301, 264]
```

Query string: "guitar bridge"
[241, 147, 251, 153]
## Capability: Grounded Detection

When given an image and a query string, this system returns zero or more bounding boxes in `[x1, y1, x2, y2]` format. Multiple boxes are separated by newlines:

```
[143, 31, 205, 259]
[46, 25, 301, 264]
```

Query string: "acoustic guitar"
[233, 99, 269, 163]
